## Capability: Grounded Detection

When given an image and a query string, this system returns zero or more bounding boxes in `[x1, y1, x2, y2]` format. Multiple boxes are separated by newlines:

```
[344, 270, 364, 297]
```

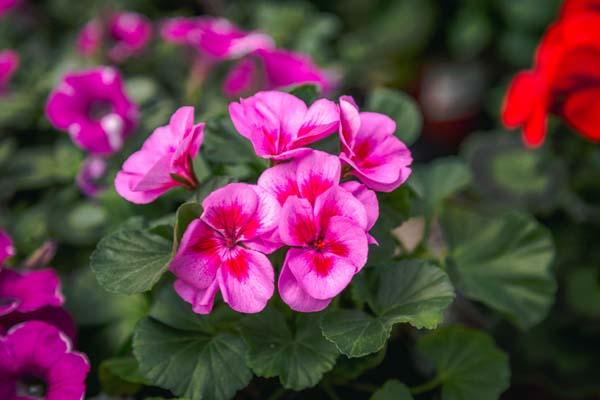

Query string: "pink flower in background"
[0, 0, 19, 18]
[229, 90, 339, 160]
[338, 96, 412, 192]
[115, 106, 204, 204]
[0, 230, 14, 266]
[77, 12, 152, 63]
[224, 48, 337, 97]
[46, 67, 138, 155]
[76, 156, 107, 197]
[161, 17, 273, 60]
[0, 50, 19, 93]
[170, 183, 280, 314]
[0, 268, 63, 317]
[0, 321, 89, 400]
[278, 187, 368, 312]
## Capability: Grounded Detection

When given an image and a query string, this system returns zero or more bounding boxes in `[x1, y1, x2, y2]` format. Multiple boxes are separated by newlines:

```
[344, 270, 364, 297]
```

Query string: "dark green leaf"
[441, 207, 556, 329]
[321, 310, 390, 358]
[367, 88, 422, 145]
[240, 307, 338, 390]
[133, 287, 251, 400]
[417, 326, 510, 400]
[287, 83, 320, 104]
[173, 202, 202, 254]
[565, 267, 600, 318]
[371, 380, 414, 400]
[99, 356, 147, 396]
[90, 228, 172, 294]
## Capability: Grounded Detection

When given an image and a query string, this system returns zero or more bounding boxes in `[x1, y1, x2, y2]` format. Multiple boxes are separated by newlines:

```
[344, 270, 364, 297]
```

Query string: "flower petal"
[293, 99, 339, 147]
[323, 216, 369, 271]
[339, 95, 361, 153]
[257, 160, 299, 205]
[173, 278, 219, 315]
[340, 181, 379, 231]
[201, 183, 260, 239]
[297, 150, 341, 204]
[278, 261, 331, 312]
[0, 268, 63, 315]
[279, 196, 318, 247]
[314, 186, 368, 230]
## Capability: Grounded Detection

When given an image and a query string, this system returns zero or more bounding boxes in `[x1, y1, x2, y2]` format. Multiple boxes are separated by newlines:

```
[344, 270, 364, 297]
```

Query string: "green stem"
[410, 375, 443, 395]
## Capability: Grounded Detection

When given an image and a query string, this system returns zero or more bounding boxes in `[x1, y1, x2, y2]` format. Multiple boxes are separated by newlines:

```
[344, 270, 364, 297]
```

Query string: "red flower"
[502, 0, 600, 147]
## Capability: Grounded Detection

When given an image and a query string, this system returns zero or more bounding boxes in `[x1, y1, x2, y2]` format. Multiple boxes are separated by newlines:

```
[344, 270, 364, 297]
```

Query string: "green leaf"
[287, 83, 320, 104]
[203, 116, 257, 164]
[326, 348, 386, 384]
[133, 287, 251, 400]
[410, 157, 471, 215]
[240, 307, 338, 390]
[99, 356, 147, 396]
[565, 267, 600, 318]
[90, 227, 172, 294]
[322, 261, 454, 357]
[173, 202, 202, 254]
[416, 326, 510, 400]
[441, 207, 556, 329]
[371, 380, 414, 400]
[367, 88, 422, 145]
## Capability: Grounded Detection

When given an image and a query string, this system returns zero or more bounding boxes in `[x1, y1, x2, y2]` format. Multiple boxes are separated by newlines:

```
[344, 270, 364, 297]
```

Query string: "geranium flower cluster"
[115, 90, 412, 314]
[502, 0, 600, 147]
[0, 230, 89, 400]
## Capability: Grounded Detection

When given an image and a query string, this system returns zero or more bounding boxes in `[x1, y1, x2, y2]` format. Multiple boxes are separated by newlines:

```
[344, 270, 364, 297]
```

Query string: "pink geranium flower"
[0, 230, 14, 266]
[76, 156, 107, 197]
[0, 0, 19, 18]
[46, 67, 138, 155]
[224, 48, 337, 97]
[115, 106, 204, 204]
[229, 90, 339, 160]
[278, 187, 369, 312]
[339, 96, 413, 192]
[161, 17, 273, 60]
[0, 321, 89, 400]
[0, 50, 19, 94]
[341, 181, 379, 244]
[170, 183, 280, 314]
[77, 12, 152, 63]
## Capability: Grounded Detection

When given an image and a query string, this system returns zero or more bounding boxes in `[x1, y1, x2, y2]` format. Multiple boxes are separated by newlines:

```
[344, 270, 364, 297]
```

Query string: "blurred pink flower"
[278, 186, 368, 312]
[229, 90, 339, 160]
[76, 156, 107, 197]
[339, 96, 412, 192]
[224, 48, 337, 97]
[115, 106, 204, 204]
[0, 50, 19, 93]
[170, 183, 280, 314]
[0, 0, 19, 18]
[77, 12, 152, 63]
[0, 268, 63, 318]
[161, 17, 273, 60]
[46, 67, 138, 155]
[0, 321, 89, 400]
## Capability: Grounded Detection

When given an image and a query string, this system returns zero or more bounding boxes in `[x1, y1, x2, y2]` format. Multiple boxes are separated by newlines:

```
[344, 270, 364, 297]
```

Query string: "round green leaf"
[417, 326, 510, 400]
[367, 88, 422, 145]
[90, 227, 172, 294]
[322, 261, 454, 357]
[133, 288, 251, 400]
[240, 307, 338, 390]
[441, 207, 556, 329]
[371, 380, 414, 400]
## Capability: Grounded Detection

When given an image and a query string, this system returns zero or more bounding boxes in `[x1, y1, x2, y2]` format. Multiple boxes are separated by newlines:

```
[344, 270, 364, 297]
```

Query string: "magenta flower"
[161, 17, 273, 60]
[0, 0, 19, 18]
[0, 268, 63, 317]
[229, 90, 339, 160]
[278, 187, 369, 312]
[170, 183, 280, 314]
[224, 48, 337, 97]
[0, 321, 89, 400]
[0, 230, 14, 266]
[46, 67, 138, 155]
[0, 50, 19, 93]
[339, 96, 413, 192]
[341, 181, 379, 244]
[76, 156, 107, 197]
[115, 106, 204, 204]
[77, 12, 152, 63]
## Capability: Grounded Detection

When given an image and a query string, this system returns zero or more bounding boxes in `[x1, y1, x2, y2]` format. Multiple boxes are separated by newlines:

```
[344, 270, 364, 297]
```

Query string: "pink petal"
[0, 229, 14, 265]
[160, 17, 201, 45]
[286, 248, 356, 300]
[173, 279, 219, 315]
[0, 268, 63, 316]
[314, 186, 368, 230]
[257, 160, 300, 205]
[279, 196, 318, 247]
[339, 95, 360, 153]
[341, 181, 379, 231]
[169, 106, 195, 140]
[76, 19, 102, 57]
[278, 261, 331, 312]
[223, 57, 258, 97]
[0, 50, 19, 88]
[293, 99, 339, 148]
[217, 247, 274, 313]
[201, 183, 261, 240]
[297, 150, 341, 204]
[249, 185, 281, 237]
[323, 216, 368, 271]
[46, 351, 90, 400]
[0, 306, 77, 342]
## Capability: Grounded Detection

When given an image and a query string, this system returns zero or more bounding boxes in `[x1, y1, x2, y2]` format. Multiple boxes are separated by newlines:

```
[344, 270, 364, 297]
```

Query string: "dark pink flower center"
[88, 100, 114, 121]
[312, 238, 326, 251]
[16, 375, 46, 399]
